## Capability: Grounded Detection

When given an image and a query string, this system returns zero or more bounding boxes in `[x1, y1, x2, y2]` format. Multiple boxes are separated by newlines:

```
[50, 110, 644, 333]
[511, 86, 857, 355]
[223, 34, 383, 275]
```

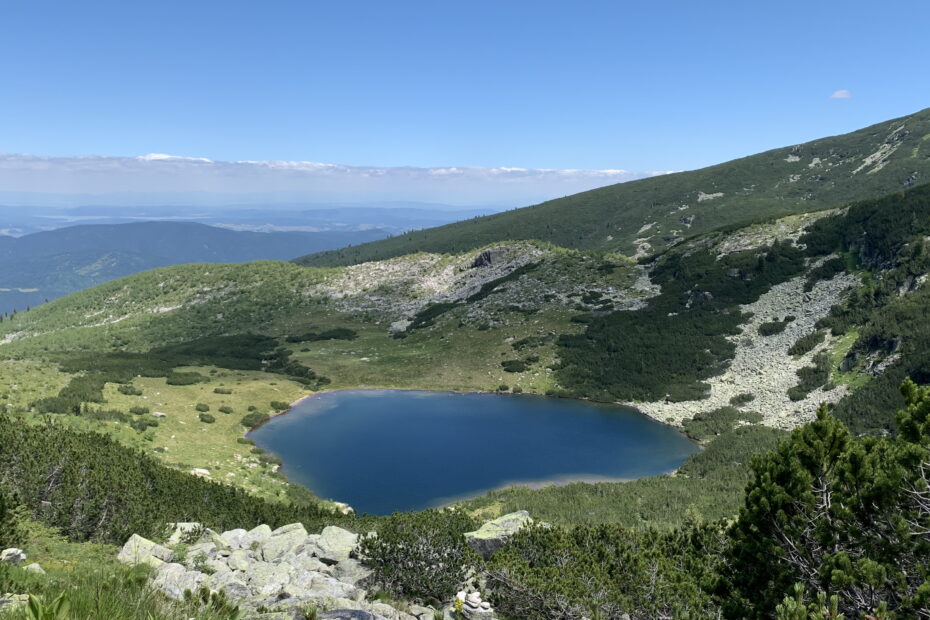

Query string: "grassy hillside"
[297, 107, 930, 266]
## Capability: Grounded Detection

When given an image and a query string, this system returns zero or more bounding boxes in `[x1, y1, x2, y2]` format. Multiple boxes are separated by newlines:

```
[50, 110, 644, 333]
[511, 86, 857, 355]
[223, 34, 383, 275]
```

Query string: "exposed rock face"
[471, 249, 504, 268]
[305, 242, 652, 332]
[464, 511, 532, 559]
[319, 611, 380, 620]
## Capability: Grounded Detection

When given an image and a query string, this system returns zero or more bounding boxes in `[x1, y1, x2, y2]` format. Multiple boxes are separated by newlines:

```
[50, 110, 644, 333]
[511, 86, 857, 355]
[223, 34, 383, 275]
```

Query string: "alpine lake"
[249, 390, 699, 515]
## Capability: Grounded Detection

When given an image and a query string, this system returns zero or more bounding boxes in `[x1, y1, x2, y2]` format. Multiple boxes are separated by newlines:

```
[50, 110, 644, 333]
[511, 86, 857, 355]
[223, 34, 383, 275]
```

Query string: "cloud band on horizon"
[0, 153, 672, 208]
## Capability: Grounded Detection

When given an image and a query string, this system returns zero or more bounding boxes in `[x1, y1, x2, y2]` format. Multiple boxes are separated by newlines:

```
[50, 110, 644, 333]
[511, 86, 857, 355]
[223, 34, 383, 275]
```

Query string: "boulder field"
[116, 512, 532, 620]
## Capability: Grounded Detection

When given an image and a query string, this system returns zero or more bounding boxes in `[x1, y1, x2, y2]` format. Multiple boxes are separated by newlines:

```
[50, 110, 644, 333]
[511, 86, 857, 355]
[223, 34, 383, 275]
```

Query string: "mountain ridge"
[297, 107, 930, 267]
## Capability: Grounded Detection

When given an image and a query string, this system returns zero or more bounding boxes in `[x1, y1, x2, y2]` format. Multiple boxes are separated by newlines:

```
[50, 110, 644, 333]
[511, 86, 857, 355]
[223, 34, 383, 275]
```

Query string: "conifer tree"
[721, 393, 930, 618]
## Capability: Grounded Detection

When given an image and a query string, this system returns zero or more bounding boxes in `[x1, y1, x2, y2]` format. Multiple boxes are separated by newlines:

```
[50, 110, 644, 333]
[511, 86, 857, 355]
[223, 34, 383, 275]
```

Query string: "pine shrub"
[241, 412, 269, 429]
[358, 510, 479, 603]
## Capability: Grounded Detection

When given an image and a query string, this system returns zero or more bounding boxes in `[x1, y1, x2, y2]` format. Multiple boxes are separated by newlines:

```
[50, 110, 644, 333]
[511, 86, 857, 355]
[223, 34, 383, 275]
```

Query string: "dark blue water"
[249, 390, 698, 515]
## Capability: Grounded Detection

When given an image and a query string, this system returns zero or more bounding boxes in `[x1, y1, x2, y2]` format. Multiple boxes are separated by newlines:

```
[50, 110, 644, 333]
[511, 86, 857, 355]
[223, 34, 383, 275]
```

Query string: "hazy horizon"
[0, 152, 669, 209]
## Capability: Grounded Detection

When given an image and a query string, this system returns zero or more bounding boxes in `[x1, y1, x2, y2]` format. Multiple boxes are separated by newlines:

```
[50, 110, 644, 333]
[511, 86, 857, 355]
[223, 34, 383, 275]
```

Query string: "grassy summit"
[297, 107, 930, 266]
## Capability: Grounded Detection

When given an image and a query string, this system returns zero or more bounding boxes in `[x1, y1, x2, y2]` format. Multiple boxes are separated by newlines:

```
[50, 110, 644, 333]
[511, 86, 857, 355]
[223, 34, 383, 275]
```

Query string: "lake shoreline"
[249, 388, 700, 515]
[271, 385, 696, 438]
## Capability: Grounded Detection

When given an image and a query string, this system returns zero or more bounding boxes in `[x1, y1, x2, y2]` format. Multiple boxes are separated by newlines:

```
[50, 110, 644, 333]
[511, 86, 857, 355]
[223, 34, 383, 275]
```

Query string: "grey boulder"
[313, 526, 358, 564]
[333, 558, 372, 585]
[22, 562, 45, 575]
[117, 534, 174, 567]
[262, 524, 309, 561]
[152, 562, 206, 600]
[220, 528, 248, 549]
[226, 549, 254, 571]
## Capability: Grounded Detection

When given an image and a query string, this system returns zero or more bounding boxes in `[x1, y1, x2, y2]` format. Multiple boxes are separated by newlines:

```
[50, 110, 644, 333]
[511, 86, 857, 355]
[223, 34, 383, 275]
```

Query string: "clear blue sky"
[1, 0, 928, 171]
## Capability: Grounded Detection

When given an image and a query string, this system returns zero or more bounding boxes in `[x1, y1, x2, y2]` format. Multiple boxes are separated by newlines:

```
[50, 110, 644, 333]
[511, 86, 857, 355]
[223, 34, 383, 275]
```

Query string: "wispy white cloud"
[829, 89, 852, 99]
[0, 153, 672, 207]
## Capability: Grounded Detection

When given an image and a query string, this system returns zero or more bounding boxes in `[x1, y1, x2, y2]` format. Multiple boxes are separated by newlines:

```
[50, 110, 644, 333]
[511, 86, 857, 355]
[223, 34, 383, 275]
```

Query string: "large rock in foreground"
[464, 511, 532, 559]
[313, 526, 358, 564]
[117, 534, 174, 567]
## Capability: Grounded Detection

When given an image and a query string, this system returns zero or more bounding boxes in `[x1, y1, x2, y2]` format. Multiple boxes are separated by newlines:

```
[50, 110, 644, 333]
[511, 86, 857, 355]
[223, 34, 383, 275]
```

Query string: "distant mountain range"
[0, 203, 503, 237]
[0, 221, 388, 314]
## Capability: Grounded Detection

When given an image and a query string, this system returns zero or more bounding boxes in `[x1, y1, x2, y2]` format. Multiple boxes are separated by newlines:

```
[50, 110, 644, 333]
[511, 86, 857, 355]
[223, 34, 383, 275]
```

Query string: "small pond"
[248, 390, 698, 515]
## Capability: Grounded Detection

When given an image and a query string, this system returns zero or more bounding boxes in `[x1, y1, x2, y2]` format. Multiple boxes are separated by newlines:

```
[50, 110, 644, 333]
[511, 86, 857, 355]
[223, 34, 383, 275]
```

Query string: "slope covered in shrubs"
[0, 417, 361, 544]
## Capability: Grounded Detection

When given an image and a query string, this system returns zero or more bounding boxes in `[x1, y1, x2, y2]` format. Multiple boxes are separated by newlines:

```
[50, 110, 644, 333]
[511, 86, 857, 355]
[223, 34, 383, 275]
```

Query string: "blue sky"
[1, 0, 928, 205]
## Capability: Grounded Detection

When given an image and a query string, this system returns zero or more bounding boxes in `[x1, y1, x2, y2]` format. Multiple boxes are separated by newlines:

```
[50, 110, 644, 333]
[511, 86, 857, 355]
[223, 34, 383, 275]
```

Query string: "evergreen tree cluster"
[721, 386, 930, 617]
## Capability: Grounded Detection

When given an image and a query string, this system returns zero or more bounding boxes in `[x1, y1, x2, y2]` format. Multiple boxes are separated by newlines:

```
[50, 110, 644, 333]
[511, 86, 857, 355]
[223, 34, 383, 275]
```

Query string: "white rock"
[219, 528, 247, 549]
[0, 548, 26, 566]
[23, 562, 45, 575]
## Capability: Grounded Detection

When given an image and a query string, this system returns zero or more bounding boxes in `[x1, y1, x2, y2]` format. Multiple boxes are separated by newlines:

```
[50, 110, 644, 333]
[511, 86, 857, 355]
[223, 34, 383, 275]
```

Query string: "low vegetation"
[358, 510, 479, 603]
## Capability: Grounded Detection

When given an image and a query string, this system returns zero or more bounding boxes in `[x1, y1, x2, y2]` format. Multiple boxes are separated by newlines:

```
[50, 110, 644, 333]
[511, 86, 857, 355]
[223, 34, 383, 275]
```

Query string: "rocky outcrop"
[306, 242, 653, 333]
[116, 515, 519, 620]
[464, 511, 532, 559]
[117, 525, 413, 619]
